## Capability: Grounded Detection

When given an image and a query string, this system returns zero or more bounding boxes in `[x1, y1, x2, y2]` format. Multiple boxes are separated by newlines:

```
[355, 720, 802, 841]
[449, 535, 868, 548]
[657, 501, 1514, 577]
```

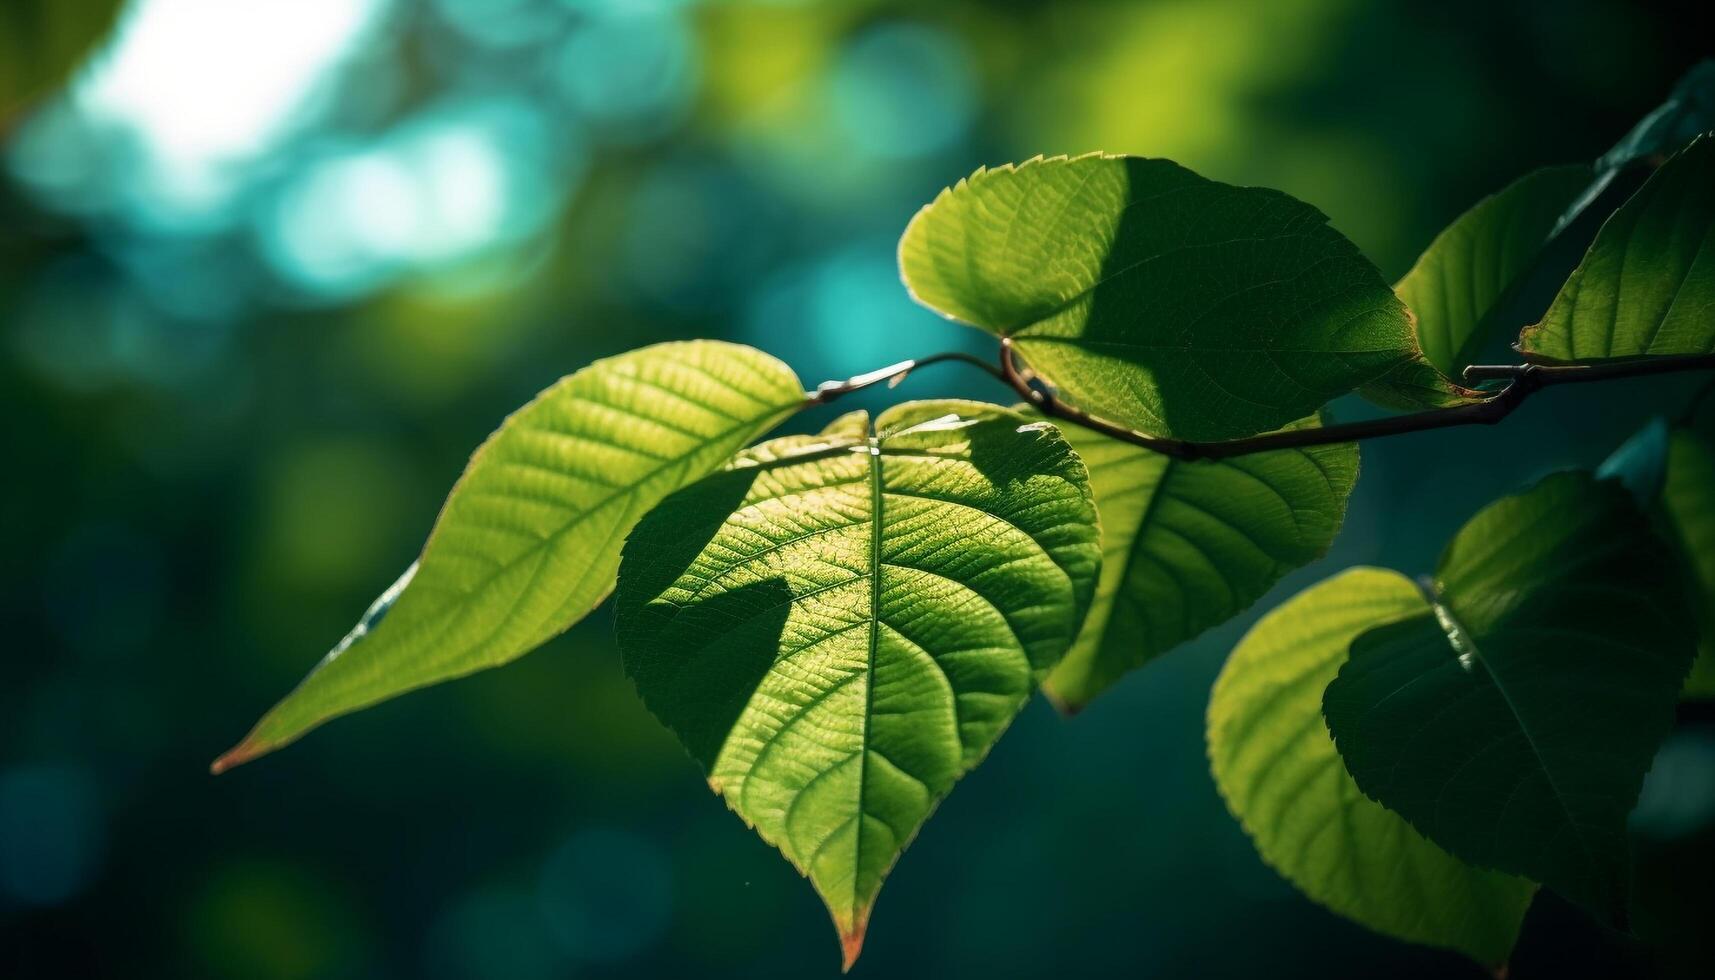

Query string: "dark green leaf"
[1596, 414, 1715, 698]
[899, 154, 1415, 440]
[1662, 412, 1715, 697]
[1209, 568, 1535, 967]
[616, 401, 1100, 969]
[1040, 414, 1357, 712]
[1323, 473, 1698, 923]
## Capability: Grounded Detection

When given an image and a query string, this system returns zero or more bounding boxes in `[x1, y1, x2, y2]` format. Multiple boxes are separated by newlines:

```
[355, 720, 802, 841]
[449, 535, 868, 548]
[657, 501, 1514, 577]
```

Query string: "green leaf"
[1323, 472, 1698, 923]
[1209, 568, 1535, 968]
[615, 400, 1101, 969]
[1039, 413, 1357, 712]
[1, 0, 124, 116]
[1360, 166, 1590, 410]
[214, 341, 805, 772]
[1594, 415, 1715, 699]
[1560, 60, 1715, 234]
[1597, 409, 1715, 698]
[1519, 135, 1715, 362]
[1662, 415, 1715, 697]
[898, 153, 1415, 441]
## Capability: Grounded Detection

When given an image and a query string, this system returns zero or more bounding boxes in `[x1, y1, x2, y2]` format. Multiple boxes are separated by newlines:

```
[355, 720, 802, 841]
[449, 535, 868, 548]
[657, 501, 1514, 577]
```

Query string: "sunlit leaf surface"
[1041, 413, 1356, 712]
[215, 341, 804, 771]
[1362, 166, 1588, 410]
[898, 153, 1415, 441]
[616, 400, 1100, 969]
[1209, 568, 1535, 968]
[1520, 136, 1715, 361]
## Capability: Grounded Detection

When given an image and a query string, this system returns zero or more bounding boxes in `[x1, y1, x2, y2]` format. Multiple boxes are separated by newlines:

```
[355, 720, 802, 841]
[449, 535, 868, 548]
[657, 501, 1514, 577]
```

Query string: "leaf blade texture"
[898, 153, 1415, 440]
[1209, 567, 1535, 968]
[215, 341, 805, 771]
[1323, 472, 1698, 923]
[615, 400, 1101, 969]
[1361, 166, 1589, 410]
[1666, 421, 1715, 697]
[1520, 135, 1715, 361]
[1041, 413, 1358, 712]
[1608, 405, 1715, 698]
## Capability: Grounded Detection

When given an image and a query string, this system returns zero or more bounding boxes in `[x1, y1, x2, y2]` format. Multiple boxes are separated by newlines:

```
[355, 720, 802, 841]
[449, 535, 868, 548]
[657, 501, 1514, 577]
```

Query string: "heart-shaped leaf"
[1040, 413, 1357, 712]
[215, 341, 805, 771]
[898, 153, 1415, 441]
[1209, 567, 1535, 968]
[1361, 166, 1589, 410]
[1519, 134, 1715, 362]
[1323, 472, 1698, 923]
[616, 401, 1100, 969]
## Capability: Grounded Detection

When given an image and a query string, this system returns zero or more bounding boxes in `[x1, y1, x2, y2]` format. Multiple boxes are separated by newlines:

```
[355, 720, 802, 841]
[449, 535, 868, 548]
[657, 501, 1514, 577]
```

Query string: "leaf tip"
[838, 915, 869, 972]
[1041, 685, 1085, 718]
[209, 735, 267, 775]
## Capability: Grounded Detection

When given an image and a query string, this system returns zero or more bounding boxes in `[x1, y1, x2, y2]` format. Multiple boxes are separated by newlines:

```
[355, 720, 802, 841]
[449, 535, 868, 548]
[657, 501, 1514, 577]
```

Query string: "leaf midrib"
[1428, 589, 1601, 877]
[380, 406, 791, 664]
[855, 433, 884, 919]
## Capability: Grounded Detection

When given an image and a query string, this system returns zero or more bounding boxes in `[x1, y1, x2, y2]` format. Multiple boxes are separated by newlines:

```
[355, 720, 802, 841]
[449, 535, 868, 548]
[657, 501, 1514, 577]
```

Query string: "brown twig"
[807, 344, 1715, 461]
[994, 341, 1715, 462]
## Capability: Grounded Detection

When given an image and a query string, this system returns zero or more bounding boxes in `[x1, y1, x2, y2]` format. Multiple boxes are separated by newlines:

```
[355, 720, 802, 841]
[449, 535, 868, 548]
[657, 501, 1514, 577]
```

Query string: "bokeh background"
[3, 1, 1714, 977]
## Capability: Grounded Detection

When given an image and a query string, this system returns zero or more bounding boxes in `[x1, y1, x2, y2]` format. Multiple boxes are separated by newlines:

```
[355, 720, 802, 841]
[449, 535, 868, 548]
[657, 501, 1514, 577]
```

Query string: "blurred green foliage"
[3, 1, 1714, 978]
[0, 0, 124, 118]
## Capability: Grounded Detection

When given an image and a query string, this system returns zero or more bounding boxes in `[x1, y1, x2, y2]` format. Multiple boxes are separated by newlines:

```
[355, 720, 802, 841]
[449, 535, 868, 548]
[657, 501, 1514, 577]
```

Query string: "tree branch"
[998, 341, 1715, 462]
[809, 345, 1715, 461]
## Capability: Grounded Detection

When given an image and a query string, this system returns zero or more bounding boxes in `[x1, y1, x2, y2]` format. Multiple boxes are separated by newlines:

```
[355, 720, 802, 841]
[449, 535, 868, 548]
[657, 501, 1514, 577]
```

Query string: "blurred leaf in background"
[0, 0, 124, 119]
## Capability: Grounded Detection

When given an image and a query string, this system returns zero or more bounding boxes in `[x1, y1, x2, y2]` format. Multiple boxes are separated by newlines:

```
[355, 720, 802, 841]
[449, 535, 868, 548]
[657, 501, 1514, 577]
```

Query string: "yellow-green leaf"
[1041, 414, 1357, 712]
[215, 341, 805, 772]
[616, 401, 1101, 969]
[1520, 135, 1715, 361]
[1362, 166, 1590, 410]
[1209, 567, 1535, 968]
[899, 153, 1415, 441]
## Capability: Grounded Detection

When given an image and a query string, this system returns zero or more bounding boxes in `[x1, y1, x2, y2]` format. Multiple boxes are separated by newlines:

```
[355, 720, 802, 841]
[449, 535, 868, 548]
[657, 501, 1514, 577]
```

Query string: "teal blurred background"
[3, 1, 1714, 977]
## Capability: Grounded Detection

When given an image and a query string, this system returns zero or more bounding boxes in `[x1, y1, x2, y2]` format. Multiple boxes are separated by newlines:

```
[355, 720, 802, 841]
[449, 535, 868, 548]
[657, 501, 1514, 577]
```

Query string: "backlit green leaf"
[1209, 568, 1535, 968]
[1323, 472, 1698, 923]
[214, 341, 805, 772]
[1361, 166, 1589, 410]
[1040, 414, 1357, 713]
[898, 153, 1415, 440]
[1519, 135, 1715, 361]
[615, 401, 1100, 969]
